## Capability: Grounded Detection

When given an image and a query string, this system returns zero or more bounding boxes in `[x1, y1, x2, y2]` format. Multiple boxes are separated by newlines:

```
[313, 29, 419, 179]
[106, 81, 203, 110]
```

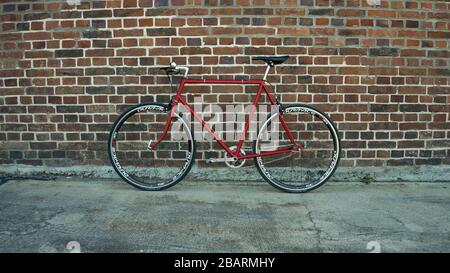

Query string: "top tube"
[169, 62, 272, 81]
[182, 79, 265, 84]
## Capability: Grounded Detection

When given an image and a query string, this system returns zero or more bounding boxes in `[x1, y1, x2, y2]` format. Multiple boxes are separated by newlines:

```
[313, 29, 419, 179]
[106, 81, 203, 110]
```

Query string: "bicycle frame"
[150, 78, 303, 161]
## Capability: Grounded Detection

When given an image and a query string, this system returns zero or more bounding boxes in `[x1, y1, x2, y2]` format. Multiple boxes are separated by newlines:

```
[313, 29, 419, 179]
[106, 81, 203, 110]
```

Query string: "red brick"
[0, 3, 447, 169]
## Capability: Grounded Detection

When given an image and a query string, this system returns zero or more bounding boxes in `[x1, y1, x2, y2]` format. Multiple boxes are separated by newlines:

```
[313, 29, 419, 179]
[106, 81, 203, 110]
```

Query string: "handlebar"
[160, 62, 189, 78]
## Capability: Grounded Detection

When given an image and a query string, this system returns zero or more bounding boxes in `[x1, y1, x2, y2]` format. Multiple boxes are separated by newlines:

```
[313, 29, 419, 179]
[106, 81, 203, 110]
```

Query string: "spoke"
[261, 152, 297, 166]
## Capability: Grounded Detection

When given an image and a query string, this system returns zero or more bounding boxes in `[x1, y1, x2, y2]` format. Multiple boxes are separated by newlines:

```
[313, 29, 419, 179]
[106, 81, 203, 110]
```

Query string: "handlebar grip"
[160, 67, 180, 74]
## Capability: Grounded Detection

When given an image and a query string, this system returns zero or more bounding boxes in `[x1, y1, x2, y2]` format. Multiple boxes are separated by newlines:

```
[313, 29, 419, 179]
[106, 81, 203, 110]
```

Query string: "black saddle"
[252, 55, 289, 66]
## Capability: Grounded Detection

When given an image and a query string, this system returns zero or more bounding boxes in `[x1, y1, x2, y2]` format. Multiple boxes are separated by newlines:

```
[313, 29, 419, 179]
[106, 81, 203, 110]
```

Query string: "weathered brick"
[146, 28, 176, 36]
[85, 68, 115, 75]
[55, 49, 83, 58]
[116, 48, 146, 56]
[85, 49, 114, 57]
[23, 12, 50, 20]
[244, 47, 275, 55]
[369, 47, 400, 56]
[24, 32, 51, 40]
[56, 106, 85, 113]
[82, 30, 112, 38]
[211, 27, 241, 35]
[116, 67, 143, 75]
[86, 86, 115, 94]
[145, 8, 175, 16]
[0, 106, 27, 113]
[83, 10, 112, 18]
[16, 22, 29, 31]
[139, 57, 154, 65]
[154, 0, 169, 7]
[53, 11, 81, 19]
[399, 104, 428, 112]
[30, 142, 57, 150]
[428, 31, 450, 39]
[243, 8, 273, 15]
[308, 8, 334, 16]
[180, 47, 211, 55]
[337, 9, 365, 17]
[3, 4, 15, 12]
[114, 9, 144, 17]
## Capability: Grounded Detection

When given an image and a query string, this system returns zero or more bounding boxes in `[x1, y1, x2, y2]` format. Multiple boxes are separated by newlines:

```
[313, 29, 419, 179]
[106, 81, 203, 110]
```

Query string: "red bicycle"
[108, 56, 341, 193]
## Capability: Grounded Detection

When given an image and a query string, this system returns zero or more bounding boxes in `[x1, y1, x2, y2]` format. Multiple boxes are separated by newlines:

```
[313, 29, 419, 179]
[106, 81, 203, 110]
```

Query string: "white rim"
[109, 104, 194, 189]
[255, 106, 340, 191]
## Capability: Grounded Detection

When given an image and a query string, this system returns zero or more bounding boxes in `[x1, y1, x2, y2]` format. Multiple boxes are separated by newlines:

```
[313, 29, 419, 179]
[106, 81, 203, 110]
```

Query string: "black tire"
[108, 102, 196, 191]
[253, 104, 341, 193]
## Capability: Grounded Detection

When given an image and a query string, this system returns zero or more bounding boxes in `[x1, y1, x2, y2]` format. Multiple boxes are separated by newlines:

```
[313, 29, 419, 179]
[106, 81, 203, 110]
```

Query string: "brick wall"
[0, 0, 449, 171]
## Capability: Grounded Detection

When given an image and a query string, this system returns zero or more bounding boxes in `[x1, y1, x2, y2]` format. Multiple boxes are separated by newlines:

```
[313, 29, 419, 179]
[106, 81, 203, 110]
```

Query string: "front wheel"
[108, 103, 196, 191]
[253, 104, 341, 193]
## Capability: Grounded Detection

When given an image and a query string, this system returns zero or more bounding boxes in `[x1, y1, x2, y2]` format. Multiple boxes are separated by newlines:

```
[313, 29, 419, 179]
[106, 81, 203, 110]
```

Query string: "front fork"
[147, 98, 177, 151]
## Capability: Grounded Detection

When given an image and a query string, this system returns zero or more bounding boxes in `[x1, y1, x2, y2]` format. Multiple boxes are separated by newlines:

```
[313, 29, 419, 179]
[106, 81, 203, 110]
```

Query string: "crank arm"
[147, 140, 154, 151]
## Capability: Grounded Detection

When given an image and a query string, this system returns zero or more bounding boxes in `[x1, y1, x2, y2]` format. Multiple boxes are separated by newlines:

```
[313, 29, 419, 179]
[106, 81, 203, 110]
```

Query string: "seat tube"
[235, 83, 264, 155]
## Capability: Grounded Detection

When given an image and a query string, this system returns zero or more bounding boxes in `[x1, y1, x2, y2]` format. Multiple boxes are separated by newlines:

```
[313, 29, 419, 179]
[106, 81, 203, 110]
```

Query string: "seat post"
[262, 63, 272, 81]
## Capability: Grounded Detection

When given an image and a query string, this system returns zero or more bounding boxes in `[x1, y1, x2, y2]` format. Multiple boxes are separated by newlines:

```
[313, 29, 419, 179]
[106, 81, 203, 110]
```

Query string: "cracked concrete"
[0, 178, 449, 252]
[305, 206, 323, 252]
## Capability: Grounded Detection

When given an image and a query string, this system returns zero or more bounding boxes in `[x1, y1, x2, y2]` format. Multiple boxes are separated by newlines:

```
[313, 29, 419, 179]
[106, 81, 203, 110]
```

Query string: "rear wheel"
[108, 103, 195, 191]
[253, 104, 341, 193]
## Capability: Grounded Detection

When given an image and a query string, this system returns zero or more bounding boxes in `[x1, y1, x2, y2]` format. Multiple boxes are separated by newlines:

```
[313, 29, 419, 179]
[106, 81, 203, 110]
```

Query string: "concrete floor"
[0, 178, 449, 253]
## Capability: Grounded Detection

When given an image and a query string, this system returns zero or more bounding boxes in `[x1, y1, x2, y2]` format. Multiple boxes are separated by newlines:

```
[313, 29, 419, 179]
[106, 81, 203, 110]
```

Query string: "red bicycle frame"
[150, 78, 302, 161]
